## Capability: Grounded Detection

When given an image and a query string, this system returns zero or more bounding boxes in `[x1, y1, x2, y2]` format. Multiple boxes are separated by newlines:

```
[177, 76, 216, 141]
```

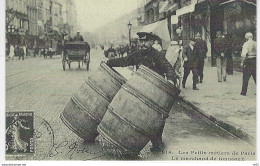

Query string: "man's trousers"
[216, 57, 227, 82]
[241, 57, 256, 95]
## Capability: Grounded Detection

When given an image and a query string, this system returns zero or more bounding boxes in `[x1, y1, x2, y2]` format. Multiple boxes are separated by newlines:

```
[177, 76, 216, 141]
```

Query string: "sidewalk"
[115, 62, 256, 145]
[179, 62, 256, 144]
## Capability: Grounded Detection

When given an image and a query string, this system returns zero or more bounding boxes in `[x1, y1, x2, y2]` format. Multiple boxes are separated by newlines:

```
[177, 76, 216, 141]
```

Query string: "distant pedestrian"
[240, 32, 256, 96]
[23, 45, 27, 57]
[223, 32, 233, 75]
[131, 43, 138, 53]
[182, 38, 199, 90]
[213, 31, 227, 82]
[9, 44, 15, 60]
[18, 46, 24, 60]
[107, 45, 116, 59]
[34, 46, 39, 57]
[152, 40, 162, 52]
[194, 32, 208, 83]
[125, 44, 130, 56]
[165, 40, 182, 86]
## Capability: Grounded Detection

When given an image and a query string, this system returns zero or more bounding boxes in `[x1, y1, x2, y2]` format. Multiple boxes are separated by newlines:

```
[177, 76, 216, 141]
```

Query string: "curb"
[176, 97, 254, 146]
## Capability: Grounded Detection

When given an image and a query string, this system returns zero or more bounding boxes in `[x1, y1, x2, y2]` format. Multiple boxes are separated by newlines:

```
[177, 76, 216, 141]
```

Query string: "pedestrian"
[106, 32, 177, 152]
[18, 45, 24, 60]
[240, 32, 256, 96]
[9, 44, 15, 60]
[223, 32, 233, 75]
[125, 44, 130, 56]
[165, 40, 182, 86]
[14, 45, 19, 60]
[23, 45, 27, 58]
[194, 32, 208, 83]
[152, 40, 162, 52]
[107, 45, 116, 59]
[182, 38, 199, 90]
[33, 46, 38, 57]
[213, 31, 227, 82]
[131, 43, 138, 53]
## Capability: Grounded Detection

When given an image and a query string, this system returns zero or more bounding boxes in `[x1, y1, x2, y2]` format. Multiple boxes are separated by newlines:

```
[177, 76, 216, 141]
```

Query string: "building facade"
[140, 0, 256, 57]
[6, 0, 29, 45]
[61, 0, 78, 37]
[6, 0, 78, 50]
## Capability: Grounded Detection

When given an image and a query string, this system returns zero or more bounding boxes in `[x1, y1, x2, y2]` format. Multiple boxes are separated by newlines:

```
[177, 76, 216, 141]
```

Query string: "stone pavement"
[178, 61, 256, 145]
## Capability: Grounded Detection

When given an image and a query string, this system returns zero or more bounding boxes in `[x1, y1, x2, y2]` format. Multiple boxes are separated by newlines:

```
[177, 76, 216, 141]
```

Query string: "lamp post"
[127, 22, 132, 53]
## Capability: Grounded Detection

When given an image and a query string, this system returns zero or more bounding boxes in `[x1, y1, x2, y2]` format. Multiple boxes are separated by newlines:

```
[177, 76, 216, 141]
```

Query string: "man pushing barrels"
[105, 32, 179, 152]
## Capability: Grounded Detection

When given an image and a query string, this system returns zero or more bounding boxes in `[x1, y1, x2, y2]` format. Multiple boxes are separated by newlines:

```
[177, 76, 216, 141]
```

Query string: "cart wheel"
[63, 62, 66, 71]
[86, 61, 90, 71]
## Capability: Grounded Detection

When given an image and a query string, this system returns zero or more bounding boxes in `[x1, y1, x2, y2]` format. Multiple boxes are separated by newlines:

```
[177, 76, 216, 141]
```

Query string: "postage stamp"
[6, 112, 34, 155]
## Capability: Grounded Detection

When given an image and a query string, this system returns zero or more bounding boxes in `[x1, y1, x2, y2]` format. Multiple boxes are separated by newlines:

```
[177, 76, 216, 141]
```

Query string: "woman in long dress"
[6, 114, 30, 152]
[9, 44, 14, 60]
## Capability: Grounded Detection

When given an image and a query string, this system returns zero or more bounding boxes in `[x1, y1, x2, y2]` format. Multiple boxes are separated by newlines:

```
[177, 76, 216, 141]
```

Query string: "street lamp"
[127, 22, 132, 52]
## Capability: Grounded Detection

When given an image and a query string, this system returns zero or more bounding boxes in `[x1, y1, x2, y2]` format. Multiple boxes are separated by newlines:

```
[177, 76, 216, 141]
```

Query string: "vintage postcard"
[3, 0, 257, 164]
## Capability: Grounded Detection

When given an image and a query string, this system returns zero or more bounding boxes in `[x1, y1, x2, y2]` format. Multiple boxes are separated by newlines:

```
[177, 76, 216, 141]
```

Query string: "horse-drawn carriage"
[62, 41, 90, 71]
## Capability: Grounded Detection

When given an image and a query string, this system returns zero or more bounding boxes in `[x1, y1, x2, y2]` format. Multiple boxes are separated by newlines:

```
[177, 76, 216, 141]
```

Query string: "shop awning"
[159, 1, 169, 13]
[176, 3, 196, 16]
[171, 15, 178, 25]
[170, 3, 195, 25]
[168, 3, 178, 11]
[138, 19, 171, 50]
[160, 2, 178, 14]
[219, 0, 256, 6]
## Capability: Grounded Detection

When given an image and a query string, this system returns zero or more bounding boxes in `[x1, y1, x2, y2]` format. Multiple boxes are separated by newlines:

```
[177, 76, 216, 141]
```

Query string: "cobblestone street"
[5, 49, 255, 161]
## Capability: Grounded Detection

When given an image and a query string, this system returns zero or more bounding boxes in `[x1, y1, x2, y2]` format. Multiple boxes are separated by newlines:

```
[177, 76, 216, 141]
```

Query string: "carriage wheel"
[62, 62, 66, 71]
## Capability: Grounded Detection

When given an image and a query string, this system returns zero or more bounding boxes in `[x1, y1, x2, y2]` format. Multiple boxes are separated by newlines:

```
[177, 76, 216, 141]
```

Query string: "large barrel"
[97, 65, 181, 155]
[60, 62, 127, 141]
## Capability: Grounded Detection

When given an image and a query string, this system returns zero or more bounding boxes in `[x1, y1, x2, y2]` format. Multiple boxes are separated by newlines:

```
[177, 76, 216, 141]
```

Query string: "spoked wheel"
[63, 61, 66, 71]
[86, 61, 90, 71]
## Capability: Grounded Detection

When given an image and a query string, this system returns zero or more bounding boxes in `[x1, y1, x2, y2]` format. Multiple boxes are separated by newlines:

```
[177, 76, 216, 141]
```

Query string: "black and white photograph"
[2, 0, 258, 164]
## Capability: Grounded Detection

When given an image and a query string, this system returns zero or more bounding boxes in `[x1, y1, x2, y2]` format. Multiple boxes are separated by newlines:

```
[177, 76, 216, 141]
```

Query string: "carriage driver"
[106, 32, 178, 152]
[74, 31, 84, 41]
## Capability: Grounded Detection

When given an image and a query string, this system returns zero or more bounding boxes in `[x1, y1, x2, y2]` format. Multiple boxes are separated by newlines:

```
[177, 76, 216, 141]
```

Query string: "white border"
[1, 0, 259, 166]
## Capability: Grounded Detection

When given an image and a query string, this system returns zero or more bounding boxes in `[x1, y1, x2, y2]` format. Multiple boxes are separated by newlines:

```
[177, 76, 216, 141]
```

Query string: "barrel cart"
[62, 41, 90, 71]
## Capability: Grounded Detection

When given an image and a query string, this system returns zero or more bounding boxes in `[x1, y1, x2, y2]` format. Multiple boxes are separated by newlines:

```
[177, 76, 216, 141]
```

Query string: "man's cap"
[245, 32, 253, 39]
[171, 41, 178, 45]
[137, 32, 160, 41]
[195, 32, 201, 38]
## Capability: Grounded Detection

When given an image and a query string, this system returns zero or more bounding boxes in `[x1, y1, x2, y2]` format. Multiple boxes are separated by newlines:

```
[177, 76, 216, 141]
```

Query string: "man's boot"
[193, 85, 199, 90]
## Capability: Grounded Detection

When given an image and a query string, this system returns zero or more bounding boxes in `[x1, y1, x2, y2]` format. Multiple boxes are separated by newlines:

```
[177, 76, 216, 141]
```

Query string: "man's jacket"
[194, 39, 208, 59]
[107, 47, 176, 81]
[183, 45, 197, 68]
[213, 37, 226, 57]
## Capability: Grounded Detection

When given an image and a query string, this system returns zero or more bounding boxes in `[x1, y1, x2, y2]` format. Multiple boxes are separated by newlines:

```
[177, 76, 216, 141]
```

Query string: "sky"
[74, 0, 141, 33]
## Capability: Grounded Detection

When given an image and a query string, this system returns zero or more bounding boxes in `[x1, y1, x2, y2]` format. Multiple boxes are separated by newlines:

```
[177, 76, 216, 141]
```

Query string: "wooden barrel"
[97, 65, 181, 155]
[60, 62, 127, 141]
